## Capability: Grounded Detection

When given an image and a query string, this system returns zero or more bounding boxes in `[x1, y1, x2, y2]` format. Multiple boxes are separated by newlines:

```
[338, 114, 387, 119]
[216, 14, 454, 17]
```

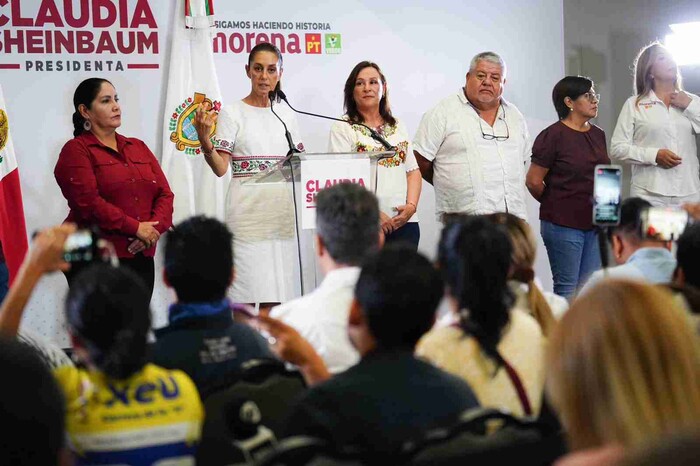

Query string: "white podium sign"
[301, 156, 371, 229]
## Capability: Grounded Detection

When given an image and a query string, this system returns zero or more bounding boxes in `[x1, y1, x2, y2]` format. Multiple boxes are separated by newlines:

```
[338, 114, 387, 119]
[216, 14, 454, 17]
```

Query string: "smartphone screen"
[641, 207, 689, 241]
[593, 165, 622, 226]
[63, 229, 95, 263]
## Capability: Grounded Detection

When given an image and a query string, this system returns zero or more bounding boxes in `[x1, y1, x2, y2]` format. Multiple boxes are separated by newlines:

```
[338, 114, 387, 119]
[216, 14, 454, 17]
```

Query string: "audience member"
[0, 337, 69, 466]
[153, 216, 276, 397]
[417, 215, 546, 418]
[270, 182, 381, 374]
[674, 222, 700, 290]
[280, 245, 479, 455]
[547, 280, 700, 465]
[0, 227, 204, 465]
[486, 212, 566, 333]
[579, 197, 675, 295]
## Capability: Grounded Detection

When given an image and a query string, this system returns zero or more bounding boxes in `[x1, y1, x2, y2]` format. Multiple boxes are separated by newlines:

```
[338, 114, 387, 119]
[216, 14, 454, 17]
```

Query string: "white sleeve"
[682, 94, 700, 133]
[397, 120, 419, 172]
[518, 111, 532, 165]
[610, 98, 659, 165]
[328, 120, 356, 153]
[412, 104, 446, 162]
[212, 106, 238, 155]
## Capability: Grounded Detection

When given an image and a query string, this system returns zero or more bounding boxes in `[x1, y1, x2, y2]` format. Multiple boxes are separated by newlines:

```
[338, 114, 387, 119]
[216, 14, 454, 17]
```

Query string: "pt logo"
[305, 34, 321, 54]
[325, 34, 341, 54]
[169, 92, 221, 157]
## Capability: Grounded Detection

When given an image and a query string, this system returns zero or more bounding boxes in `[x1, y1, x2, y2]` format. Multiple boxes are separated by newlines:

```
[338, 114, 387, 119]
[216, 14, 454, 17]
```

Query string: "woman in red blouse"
[54, 78, 174, 297]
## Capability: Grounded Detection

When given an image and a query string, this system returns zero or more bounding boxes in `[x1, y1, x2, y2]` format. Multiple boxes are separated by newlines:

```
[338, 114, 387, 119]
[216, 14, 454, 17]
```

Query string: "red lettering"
[54, 29, 74, 53]
[116, 30, 135, 53]
[64, 0, 89, 28]
[255, 33, 269, 45]
[136, 31, 157, 53]
[306, 180, 316, 193]
[11, 0, 32, 26]
[36, 0, 64, 27]
[229, 33, 243, 53]
[95, 30, 116, 53]
[2, 29, 24, 53]
[93, 0, 116, 27]
[26, 30, 43, 53]
[306, 193, 314, 203]
[287, 34, 301, 54]
[76, 30, 95, 53]
[324, 179, 332, 189]
[118, 0, 127, 27]
[358, 178, 366, 187]
[245, 32, 255, 51]
[0, 0, 9, 27]
[212, 32, 226, 53]
[130, 0, 156, 28]
[45, 29, 53, 52]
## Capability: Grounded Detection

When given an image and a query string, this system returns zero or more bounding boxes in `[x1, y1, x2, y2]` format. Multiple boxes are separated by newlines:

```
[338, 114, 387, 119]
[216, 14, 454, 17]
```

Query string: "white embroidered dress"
[213, 100, 303, 303]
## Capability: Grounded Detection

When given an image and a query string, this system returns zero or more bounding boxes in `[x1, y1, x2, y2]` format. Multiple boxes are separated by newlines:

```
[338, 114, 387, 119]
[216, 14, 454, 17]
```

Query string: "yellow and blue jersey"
[54, 363, 204, 465]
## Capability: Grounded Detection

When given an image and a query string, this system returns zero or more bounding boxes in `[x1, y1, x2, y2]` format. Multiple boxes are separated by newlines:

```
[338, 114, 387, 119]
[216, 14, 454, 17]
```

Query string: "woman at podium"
[194, 43, 303, 310]
[328, 61, 421, 249]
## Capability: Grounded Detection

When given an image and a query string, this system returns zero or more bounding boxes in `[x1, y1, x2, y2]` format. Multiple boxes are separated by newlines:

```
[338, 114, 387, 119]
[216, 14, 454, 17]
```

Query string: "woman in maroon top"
[526, 76, 609, 300]
[54, 78, 174, 297]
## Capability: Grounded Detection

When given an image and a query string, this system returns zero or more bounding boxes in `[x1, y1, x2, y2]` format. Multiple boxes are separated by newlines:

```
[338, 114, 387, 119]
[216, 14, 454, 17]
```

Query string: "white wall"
[0, 0, 564, 345]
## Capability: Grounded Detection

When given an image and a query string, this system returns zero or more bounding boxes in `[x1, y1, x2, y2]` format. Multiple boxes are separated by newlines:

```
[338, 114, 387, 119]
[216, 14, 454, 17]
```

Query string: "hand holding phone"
[63, 229, 98, 264]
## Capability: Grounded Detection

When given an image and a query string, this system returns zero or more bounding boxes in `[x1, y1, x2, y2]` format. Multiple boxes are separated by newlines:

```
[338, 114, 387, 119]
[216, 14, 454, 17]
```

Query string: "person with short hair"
[526, 76, 609, 300]
[547, 280, 700, 464]
[281, 245, 479, 455]
[0, 338, 68, 466]
[413, 51, 530, 221]
[328, 61, 422, 248]
[579, 197, 675, 295]
[270, 182, 381, 374]
[152, 216, 275, 396]
[611, 42, 700, 207]
[674, 222, 700, 290]
[417, 216, 546, 418]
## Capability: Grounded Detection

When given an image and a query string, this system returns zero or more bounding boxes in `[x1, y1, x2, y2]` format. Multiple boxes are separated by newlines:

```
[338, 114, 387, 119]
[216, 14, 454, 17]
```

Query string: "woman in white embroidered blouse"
[328, 61, 422, 249]
[193, 42, 303, 308]
[610, 42, 700, 207]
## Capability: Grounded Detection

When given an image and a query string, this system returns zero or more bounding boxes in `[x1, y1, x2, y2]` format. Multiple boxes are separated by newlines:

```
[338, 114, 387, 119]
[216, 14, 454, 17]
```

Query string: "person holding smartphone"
[610, 42, 700, 208]
[526, 76, 610, 300]
[54, 78, 174, 298]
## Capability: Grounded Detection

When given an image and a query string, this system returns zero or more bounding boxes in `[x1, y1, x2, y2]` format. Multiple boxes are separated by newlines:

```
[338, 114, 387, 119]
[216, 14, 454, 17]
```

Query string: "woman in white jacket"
[610, 42, 700, 207]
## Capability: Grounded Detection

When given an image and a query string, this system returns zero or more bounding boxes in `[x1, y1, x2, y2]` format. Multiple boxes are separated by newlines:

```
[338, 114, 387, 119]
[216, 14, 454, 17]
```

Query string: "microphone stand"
[276, 89, 394, 151]
[269, 91, 305, 295]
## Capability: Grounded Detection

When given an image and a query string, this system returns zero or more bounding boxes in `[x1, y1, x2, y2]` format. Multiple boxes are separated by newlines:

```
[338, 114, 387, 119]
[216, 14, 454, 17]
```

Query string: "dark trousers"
[385, 222, 420, 250]
[63, 255, 155, 301]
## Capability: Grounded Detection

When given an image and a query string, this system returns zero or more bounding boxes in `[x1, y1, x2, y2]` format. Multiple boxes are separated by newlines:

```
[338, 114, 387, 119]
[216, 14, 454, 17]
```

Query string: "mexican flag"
[0, 84, 28, 283]
[160, 0, 225, 224]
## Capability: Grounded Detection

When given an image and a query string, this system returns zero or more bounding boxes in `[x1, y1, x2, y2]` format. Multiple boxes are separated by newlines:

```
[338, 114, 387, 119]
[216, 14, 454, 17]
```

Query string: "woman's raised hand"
[193, 101, 218, 151]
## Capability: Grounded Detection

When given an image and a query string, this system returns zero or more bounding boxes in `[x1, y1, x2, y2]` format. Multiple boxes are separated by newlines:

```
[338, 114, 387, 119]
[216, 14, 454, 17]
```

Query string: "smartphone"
[592, 165, 622, 226]
[640, 207, 689, 241]
[63, 229, 97, 263]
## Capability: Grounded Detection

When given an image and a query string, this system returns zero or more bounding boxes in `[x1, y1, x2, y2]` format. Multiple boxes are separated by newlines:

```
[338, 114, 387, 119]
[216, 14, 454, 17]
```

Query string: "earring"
[568, 107, 573, 112]
[83, 119, 91, 131]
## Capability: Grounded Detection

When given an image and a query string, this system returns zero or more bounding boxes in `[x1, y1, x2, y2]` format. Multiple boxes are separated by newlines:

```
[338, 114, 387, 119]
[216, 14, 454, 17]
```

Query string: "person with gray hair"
[413, 51, 531, 221]
[269, 182, 382, 373]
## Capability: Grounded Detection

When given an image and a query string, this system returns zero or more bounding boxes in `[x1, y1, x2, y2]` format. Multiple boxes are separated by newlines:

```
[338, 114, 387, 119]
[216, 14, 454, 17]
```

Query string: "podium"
[242, 151, 393, 295]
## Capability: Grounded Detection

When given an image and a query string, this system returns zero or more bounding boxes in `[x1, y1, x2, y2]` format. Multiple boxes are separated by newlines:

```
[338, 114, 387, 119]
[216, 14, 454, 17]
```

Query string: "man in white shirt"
[270, 183, 382, 374]
[413, 51, 530, 222]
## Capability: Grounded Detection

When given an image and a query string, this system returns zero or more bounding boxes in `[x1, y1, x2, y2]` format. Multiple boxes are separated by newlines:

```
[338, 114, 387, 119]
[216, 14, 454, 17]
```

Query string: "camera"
[63, 228, 99, 264]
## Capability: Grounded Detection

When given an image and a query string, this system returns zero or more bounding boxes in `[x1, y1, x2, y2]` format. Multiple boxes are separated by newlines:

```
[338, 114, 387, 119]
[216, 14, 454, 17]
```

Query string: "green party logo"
[325, 34, 341, 54]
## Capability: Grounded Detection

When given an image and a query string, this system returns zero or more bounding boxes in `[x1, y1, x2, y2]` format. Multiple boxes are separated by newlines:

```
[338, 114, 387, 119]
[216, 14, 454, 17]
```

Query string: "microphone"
[276, 89, 394, 151]
[225, 399, 277, 462]
[269, 90, 301, 156]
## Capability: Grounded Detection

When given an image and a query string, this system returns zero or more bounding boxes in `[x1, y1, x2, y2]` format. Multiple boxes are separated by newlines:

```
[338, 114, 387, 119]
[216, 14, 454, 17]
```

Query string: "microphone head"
[268, 90, 277, 101]
[276, 89, 287, 100]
